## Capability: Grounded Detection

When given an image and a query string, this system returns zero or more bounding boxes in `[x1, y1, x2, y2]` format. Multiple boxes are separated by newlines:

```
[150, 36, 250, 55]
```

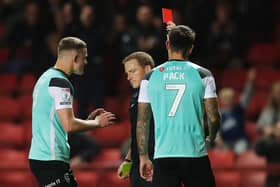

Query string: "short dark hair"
[57, 37, 87, 55]
[122, 51, 155, 68]
[168, 25, 195, 58]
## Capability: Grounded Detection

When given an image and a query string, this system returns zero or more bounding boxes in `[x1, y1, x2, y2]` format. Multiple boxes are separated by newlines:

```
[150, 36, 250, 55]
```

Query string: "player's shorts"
[130, 162, 155, 187]
[153, 156, 216, 187]
[29, 159, 77, 187]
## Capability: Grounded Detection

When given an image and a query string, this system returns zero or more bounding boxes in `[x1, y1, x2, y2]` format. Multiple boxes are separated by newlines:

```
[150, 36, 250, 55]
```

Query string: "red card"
[162, 8, 173, 23]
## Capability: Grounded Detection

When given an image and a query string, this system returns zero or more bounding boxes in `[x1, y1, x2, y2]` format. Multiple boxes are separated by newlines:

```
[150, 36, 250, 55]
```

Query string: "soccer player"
[28, 37, 116, 187]
[136, 24, 221, 187]
[118, 51, 155, 187]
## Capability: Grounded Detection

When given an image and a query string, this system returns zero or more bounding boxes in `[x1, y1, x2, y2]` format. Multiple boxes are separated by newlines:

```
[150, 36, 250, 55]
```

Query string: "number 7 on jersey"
[165, 84, 186, 117]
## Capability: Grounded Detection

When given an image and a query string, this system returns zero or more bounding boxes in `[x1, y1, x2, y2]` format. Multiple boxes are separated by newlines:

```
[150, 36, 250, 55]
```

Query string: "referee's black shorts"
[153, 156, 216, 187]
[29, 159, 77, 187]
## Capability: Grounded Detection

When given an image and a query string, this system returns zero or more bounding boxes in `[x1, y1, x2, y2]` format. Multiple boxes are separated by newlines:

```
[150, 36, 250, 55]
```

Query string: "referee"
[29, 37, 116, 187]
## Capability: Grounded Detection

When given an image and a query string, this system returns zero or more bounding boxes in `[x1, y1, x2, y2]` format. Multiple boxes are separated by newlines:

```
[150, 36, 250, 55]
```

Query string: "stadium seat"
[220, 69, 247, 91]
[0, 73, 17, 95]
[0, 122, 24, 148]
[21, 120, 32, 148]
[18, 73, 36, 95]
[104, 96, 126, 120]
[98, 171, 130, 187]
[239, 171, 266, 187]
[18, 94, 33, 120]
[255, 69, 280, 90]
[247, 43, 280, 67]
[245, 121, 259, 143]
[215, 171, 240, 187]
[75, 171, 100, 187]
[208, 150, 236, 169]
[0, 149, 28, 169]
[246, 91, 269, 120]
[0, 171, 36, 187]
[0, 96, 21, 121]
[91, 148, 122, 169]
[0, 22, 4, 38]
[0, 48, 10, 64]
[90, 120, 130, 147]
[236, 150, 266, 169]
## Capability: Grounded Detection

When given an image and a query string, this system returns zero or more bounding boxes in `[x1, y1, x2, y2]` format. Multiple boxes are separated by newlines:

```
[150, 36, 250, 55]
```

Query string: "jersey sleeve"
[138, 80, 150, 103]
[48, 78, 73, 110]
[203, 76, 217, 99]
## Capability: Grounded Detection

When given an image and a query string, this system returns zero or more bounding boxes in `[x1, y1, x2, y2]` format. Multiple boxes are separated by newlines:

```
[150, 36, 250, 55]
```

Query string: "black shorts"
[153, 156, 216, 187]
[130, 162, 155, 187]
[29, 159, 77, 187]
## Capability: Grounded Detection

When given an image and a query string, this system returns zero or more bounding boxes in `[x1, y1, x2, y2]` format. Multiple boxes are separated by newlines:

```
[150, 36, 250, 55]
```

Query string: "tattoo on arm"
[136, 103, 152, 155]
[204, 98, 221, 142]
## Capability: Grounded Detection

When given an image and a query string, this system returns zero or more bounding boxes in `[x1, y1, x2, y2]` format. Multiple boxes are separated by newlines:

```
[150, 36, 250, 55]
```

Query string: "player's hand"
[166, 21, 176, 31]
[95, 112, 116, 127]
[87, 108, 105, 120]
[117, 161, 130, 179]
[139, 155, 153, 182]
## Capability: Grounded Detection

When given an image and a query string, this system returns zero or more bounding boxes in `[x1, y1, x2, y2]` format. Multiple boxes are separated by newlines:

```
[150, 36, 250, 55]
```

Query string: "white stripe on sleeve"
[138, 80, 150, 103]
[203, 76, 217, 99]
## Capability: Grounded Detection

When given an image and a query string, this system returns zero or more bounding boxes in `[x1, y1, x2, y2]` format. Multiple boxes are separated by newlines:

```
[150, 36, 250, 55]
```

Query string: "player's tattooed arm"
[204, 98, 221, 143]
[136, 103, 152, 155]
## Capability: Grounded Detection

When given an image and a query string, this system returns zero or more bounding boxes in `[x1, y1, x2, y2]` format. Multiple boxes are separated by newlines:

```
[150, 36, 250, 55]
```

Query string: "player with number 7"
[136, 9, 221, 187]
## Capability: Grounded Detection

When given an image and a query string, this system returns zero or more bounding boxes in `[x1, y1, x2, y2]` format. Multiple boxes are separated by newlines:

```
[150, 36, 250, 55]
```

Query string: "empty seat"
[0, 149, 28, 169]
[255, 69, 280, 90]
[0, 48, 10, 64]
[246, 91, 269, 120]
[98, 171, 130, 187]
[18, 94, 33, 120]
[0, 73, 17, 95]
[239, 171, 266, 187]
[75, 171, 100, 187]
[208, 150, 236, 169]
[0, 96, 21, 121]
[90, 120, 130, 147]
[91, 148, 122, 169]
[0, 122, 24, 148]
[18, 73, 36, 95]
[215, 171, 240, 187]
[220, 69, 247, 91]
[0, 171, 36, 187]
[247, 43, 280, 67]
[236, 150, 266, 169]
[245, 121, 259, 143]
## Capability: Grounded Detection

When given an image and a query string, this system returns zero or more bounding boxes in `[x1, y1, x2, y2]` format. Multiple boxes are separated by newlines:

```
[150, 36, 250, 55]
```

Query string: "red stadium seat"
[246, 91, 269, 120]
[220, 69, 247, 91]
[18, 94, 33, 120]
[247, 43, 280, 67]
[236, 150, 266, 169]
[91, 148, 122, 169]
[208, 150, 236, 169]
[0, 149, 28, 169]
[98, 171, 130, 187]
[75, 171, 100, 187]
[0, 73, 17, 95]
[215, 171, 240, 187]
[0, 48, 10, 64]
[0, 96, 21, 121]
[239, 171, 266, 187]
[0, 22, 4, 38]
[18, 73, 36, 95]
[255, 69, 280, 90]
[0, 122, 24, 148]
[90, 120, 130, 147]
[21, 120, 32, 148]
[0, 171, 36, 187]
[104, 96, 126, 120]
[245, 121, 259, 143]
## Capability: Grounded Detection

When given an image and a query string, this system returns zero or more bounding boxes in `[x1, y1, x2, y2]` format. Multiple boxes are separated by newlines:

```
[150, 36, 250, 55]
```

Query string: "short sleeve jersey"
[138, 60, 217, 159]
[29, 68, 74, 163]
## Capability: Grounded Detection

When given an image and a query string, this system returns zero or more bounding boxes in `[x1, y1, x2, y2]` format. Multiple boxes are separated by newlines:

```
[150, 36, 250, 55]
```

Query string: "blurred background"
[0, 0, 280, 186]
